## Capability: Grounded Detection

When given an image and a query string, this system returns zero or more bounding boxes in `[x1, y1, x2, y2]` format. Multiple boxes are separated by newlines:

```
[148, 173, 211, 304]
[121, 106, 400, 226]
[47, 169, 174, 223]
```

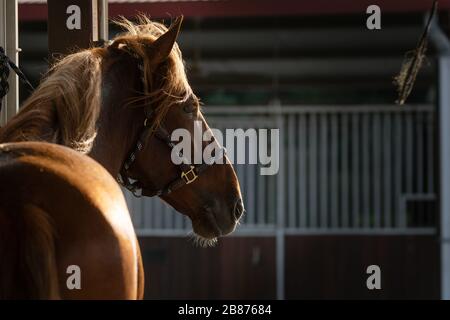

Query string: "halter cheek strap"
[118, 114, 226, 198]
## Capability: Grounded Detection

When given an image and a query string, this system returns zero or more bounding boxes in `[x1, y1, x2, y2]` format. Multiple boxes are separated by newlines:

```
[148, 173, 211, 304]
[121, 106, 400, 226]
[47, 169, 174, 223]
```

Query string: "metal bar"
[98, 0, 109, 41]
[0, 0, 19, 126]
[5, 0, 18, 123]
[439, 57, 450, 300]
[298, 114, 307, 228]
[416, 111, 424, 194]
[267, 166, 276, 225]
[362, 113, 371, 228]
[91, 0, 99, 42]
[163, 199, 171, 229]
[330, 113, 339, 228]
[174, 202, 184, 229]
[308, 114, 318, 228]
[275, 106, 285, 300]
[406, 112, 414, 194]
[149, 197, 157, 229]
[248, 121, 258, 225]
[427, 111, 435, 193]
[341, 114, 349, 228]
[257, 165, 266, 225]
[287, 115, 296, 228]
[154, 199, 163, 229]
[373, 113, 381, 228]
[1, 0, 7, 125]
[352, 113, 360, 228]
[319, 113, 329, 228]
[142, 197, 151, 229]
[396, 113, 406, 228]
[246, 163, 256, 225]
[383, 113, 392, 228]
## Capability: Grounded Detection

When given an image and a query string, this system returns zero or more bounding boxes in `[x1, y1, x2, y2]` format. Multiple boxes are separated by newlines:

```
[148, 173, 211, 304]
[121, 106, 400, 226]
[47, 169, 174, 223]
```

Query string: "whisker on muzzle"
[187, 231, 218, 248]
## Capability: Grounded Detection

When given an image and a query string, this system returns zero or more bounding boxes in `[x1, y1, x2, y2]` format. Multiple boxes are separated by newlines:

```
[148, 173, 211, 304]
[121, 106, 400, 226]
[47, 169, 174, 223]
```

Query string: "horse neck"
[88, 64, 143, 178]
[0, 93, 141, 179]
[0, 51, 144, 179]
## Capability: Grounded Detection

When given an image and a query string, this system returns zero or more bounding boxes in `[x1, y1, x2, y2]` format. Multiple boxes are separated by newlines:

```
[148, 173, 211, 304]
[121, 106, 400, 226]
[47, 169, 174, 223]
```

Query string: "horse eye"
[183, 103, 195, 114]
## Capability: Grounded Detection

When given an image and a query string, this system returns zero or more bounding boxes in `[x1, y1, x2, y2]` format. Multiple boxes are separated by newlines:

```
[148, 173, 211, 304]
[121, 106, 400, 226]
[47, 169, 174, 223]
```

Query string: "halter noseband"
[117, 49, 225, 198]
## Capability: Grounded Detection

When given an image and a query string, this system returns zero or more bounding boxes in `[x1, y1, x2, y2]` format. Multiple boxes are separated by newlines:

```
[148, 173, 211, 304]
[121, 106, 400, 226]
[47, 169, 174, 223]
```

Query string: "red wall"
[138, 235, 439, 299]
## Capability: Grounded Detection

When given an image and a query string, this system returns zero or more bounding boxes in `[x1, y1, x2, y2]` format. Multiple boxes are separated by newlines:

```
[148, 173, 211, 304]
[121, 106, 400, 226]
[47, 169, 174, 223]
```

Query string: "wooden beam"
[47, 0, 108, 57]
[20, 0, 450, 22]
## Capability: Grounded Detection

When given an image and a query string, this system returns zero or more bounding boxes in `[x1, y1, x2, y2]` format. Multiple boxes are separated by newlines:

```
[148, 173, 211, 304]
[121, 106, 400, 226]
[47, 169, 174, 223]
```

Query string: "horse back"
[0, 142, 139, 299]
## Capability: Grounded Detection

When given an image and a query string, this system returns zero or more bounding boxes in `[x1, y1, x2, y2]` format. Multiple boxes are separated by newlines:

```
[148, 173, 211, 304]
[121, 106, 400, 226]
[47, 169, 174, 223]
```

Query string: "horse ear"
[150, 16, 183, 65]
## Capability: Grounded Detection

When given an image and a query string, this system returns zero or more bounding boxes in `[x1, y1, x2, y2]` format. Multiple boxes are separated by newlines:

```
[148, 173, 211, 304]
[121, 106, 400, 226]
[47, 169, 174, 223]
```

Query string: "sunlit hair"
[111, 15, 193, 135]
[0, 15, 192, 152]
[188, 231, 218, 248]
[0, 51, 102, 153]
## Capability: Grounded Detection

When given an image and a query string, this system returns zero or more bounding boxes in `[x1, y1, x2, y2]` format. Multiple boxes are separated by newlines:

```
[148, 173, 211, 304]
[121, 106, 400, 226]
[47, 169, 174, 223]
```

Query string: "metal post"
[0, 0, 19, 126]
[439, 57, 450, 300]
[429, 14, 450, 300]
[98, 0, 109, 41]
[275, 103, 285, 300]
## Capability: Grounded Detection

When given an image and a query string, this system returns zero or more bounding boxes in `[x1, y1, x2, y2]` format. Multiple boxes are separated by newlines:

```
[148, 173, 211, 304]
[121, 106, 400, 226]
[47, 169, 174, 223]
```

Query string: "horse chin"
[188, 231, 218, 248]
[188, 206, 239, 247]
[189, 217, 222, 247]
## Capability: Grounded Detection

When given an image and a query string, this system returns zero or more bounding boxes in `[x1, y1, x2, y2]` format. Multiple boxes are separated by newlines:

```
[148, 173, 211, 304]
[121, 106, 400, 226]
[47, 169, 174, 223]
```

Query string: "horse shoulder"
[0, 142, 139, 299]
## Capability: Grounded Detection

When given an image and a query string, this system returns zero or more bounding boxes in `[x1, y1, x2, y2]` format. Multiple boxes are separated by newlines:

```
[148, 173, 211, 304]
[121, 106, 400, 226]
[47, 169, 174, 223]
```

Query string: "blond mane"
[0, 15, 192, 153]
[111, 15, 193, 133]
[0, 51, 102, 153]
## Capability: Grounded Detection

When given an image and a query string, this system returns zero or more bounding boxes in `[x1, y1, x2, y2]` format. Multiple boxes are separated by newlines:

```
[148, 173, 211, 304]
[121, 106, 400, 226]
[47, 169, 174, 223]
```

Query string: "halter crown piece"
[116, 45, 226, 198]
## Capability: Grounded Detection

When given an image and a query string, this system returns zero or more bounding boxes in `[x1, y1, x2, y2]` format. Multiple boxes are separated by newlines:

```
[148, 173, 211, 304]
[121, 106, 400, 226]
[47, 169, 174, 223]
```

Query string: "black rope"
[0, 46, 34, 114]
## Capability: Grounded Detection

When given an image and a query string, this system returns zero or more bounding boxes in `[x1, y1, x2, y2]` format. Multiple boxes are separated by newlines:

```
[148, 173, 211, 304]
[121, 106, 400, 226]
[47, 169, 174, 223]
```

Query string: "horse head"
[96, 16, 244, 244]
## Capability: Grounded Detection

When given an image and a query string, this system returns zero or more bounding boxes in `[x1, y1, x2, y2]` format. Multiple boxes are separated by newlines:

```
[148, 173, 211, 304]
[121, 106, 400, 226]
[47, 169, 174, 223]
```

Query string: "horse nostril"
[233, 198, 245, 221]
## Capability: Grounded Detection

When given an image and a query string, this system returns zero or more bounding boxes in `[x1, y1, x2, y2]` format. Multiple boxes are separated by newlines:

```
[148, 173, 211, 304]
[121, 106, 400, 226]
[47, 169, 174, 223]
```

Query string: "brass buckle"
[181, 166, 198, 184]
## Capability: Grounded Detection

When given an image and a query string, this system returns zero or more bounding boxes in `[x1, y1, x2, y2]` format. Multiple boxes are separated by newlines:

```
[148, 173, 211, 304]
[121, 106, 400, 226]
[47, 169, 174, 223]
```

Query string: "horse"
[0, 15, 244, 299]
[0, 142, 138, 299]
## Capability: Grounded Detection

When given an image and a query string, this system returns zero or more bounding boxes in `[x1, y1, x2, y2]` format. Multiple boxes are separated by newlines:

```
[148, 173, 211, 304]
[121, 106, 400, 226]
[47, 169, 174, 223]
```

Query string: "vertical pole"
[0, 0, 4, 126]
[0, 0, 19, 126]
[98, 0, 109, 41]
[439, 57, 450, 300]
[275, 103, 285, 300]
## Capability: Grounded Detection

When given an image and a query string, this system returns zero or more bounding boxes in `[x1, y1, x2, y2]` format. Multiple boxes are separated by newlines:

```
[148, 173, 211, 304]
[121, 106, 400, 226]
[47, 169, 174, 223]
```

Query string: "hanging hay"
[394, 0, 438, 105]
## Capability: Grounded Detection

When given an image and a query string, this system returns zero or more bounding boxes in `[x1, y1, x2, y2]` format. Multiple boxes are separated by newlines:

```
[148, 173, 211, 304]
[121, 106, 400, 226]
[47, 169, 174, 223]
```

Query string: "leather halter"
[117, 49, 225, 198]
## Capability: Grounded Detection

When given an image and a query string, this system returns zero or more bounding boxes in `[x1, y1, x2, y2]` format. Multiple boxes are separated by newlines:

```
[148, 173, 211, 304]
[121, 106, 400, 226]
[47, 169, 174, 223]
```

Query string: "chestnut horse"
[0, 16, 243, 299]
[0, 142, 137, 299]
